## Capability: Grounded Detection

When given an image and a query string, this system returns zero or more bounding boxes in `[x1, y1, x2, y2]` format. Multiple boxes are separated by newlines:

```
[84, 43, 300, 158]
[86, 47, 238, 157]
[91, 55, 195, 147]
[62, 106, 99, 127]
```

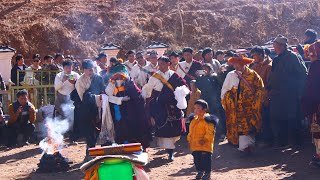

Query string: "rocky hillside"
[0, 0, 320, 59]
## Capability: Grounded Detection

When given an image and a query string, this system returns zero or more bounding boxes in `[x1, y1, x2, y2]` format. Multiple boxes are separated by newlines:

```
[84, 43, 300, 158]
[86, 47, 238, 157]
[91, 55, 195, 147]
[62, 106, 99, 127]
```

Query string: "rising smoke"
[39, 102, 75, 155]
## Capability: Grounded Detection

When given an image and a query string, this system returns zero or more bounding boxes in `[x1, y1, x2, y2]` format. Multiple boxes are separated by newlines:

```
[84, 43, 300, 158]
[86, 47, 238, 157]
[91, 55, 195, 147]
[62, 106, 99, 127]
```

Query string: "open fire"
[37, 118, 72, 173]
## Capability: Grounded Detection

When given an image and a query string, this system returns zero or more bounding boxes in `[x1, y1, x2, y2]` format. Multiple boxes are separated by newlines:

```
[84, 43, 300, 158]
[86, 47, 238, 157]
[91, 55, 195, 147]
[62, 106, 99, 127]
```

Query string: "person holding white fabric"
[142, 56, 189, 161]
[54, 59, 80, 119]
[105, 71, 152, 150]
[71, 60, 106, 162]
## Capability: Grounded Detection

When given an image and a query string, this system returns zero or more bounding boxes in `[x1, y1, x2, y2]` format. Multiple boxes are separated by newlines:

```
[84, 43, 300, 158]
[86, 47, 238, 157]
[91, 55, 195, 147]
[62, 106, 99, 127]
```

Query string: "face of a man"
[127, 53, 135, 63]
[169, 56, 179, 65]
[83, 68, 94, 78]
[273, 42, 285, 55]
[17, 59, 24, 66]
[204, 52, 213, 61]
[149, 54, 158, 65]
[33, 59, 40, 66]
[183, 52, 193, 63]
[18, 95, 28, 106]
[304, 35, 311, 43]
[136, 54, 145, 65]
[63, 65, 72, 74]
[251, 52, 264, 63]
[158, 59, 169, 73]
[100, 56, 108, 64]
[55, 55, 64, 64]
[233, 63, 245, 72]
[46, 58, 53, 65]
[217, 54, 224, 61]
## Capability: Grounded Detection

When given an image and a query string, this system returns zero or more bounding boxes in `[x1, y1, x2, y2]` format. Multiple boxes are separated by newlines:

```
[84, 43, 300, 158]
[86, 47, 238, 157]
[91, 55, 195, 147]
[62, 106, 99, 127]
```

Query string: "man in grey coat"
[268, 35, 308, 148]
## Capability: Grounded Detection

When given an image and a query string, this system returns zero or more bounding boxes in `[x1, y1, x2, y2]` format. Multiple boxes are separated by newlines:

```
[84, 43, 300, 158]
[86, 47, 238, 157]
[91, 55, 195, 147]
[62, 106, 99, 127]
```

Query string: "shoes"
[218, 134, 226, 142]
[167, 149, 174, 161]
[202, 172, 211, 180]
[168, 153, 174, 161]
[195, 171, 204, 179]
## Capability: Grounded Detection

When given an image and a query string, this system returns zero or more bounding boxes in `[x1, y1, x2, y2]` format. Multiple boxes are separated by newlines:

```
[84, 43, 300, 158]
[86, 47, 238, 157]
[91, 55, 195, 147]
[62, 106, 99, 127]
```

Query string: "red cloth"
[301, 60, 320, 115]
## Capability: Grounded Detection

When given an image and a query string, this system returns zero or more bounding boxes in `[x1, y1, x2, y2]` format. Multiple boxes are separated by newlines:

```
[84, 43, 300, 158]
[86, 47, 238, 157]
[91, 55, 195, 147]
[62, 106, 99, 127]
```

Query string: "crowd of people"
[0, 29, 320, 179]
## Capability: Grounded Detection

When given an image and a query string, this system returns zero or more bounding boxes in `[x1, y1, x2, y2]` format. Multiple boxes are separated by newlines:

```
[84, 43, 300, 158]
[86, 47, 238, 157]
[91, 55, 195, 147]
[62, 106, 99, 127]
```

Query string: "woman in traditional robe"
[71, 60, 106, 161]
[142, 56, 189, 161]
[105, 71, 152, 150]
[301, 41, 320, 166]
[221, 57, 264, 154]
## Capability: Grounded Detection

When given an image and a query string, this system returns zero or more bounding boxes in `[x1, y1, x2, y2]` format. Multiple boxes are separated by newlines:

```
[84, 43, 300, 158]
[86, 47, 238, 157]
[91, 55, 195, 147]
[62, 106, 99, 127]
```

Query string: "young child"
[186, 80, 201, 118]
[187, 99, 218, 180]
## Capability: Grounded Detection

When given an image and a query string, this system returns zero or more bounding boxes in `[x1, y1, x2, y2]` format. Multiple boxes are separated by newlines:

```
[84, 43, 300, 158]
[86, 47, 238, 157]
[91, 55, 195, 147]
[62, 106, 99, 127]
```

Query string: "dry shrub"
[0, 0, 320, 57]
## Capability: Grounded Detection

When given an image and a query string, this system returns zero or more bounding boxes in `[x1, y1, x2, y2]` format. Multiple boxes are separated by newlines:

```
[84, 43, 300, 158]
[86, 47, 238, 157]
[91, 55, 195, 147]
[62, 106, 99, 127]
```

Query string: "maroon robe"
[110, 80, 152, 148]
[301, 60, 320, 138]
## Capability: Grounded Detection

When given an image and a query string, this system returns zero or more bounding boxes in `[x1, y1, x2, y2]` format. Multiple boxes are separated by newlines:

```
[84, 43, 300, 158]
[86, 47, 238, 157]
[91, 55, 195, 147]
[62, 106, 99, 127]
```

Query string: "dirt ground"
[1, 136, 320, 180]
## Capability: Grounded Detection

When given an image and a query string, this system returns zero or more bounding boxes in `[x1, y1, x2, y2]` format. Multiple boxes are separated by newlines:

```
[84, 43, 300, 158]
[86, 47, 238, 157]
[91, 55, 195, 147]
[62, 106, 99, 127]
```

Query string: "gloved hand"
[122, 96, 130, 102]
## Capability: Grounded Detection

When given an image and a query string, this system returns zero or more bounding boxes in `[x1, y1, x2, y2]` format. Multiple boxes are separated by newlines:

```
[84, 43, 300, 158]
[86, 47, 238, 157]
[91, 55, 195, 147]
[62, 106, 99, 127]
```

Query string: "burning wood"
[37, 116, 72, 173]
[37, 152, 71, 173]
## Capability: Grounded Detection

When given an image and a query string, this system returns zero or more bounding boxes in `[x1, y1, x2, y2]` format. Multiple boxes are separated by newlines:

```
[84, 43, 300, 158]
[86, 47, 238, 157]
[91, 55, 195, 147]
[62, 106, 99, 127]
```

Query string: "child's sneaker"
[195, 171, 204, 179]
[202, 172, 211, 180]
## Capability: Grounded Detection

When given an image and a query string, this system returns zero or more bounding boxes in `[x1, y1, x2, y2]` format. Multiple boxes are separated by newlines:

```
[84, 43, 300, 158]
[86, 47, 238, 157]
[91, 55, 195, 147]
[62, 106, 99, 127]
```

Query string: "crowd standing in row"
[1, 29, 320, 179]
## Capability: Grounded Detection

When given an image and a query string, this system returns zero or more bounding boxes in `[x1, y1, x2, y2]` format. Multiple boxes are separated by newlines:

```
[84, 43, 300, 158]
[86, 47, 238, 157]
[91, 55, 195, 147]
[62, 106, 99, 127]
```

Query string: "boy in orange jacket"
[187, 99, 218, 180]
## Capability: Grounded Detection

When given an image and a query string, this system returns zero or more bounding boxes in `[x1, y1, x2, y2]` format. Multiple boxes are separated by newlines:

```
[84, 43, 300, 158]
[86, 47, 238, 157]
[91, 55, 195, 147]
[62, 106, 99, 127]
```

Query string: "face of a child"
[194, 104, 206, 116]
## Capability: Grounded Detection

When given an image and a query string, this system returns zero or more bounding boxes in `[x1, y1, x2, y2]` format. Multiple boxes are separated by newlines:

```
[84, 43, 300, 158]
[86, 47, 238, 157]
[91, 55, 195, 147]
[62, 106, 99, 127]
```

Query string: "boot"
[195, 171, 204, 179]
[166, 149, 174, 161]
[202, 172, 211, 180]
[83, 145, 93, 162]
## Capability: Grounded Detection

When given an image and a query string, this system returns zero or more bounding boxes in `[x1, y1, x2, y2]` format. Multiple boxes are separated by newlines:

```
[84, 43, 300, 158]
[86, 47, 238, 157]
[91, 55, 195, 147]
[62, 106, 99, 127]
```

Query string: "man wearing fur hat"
[221, 56, 264, 155]
[268, 35, 307, 148]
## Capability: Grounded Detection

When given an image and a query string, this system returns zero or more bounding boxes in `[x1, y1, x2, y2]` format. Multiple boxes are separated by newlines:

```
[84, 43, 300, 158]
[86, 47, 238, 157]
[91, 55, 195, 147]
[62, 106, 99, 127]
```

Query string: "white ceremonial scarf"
[75, 74, 92, 101]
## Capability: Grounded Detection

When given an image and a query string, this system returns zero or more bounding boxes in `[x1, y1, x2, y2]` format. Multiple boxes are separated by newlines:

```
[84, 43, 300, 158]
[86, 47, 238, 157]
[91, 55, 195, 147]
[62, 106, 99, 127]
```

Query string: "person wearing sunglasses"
[23, 54, 42, 86]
